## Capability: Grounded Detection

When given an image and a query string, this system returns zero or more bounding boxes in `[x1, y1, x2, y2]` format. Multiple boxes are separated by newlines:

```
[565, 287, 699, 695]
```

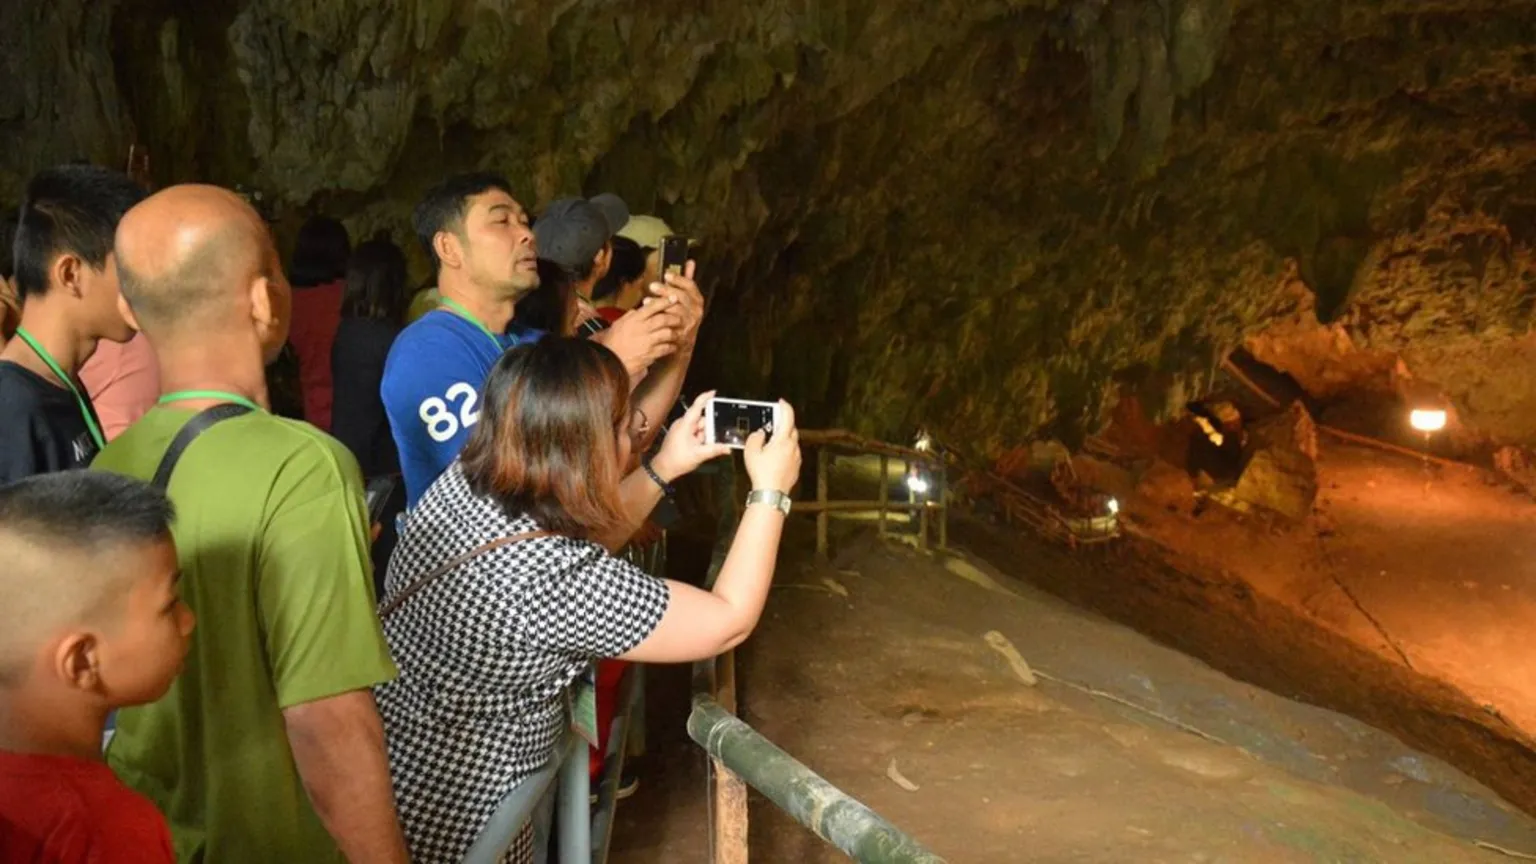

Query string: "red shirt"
[287, 279, 345, 431]
[596, 306, 626, 324]
[0, 750, 173, 863]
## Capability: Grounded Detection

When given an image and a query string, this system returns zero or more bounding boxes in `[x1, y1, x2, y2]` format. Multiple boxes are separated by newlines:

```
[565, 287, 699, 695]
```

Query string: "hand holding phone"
[652, 391, 733, 483]
[742, 400, 800, 494]
[593, 300, 684, 377]
[705, 397, 783, 449]
[660, 235, 690, 277]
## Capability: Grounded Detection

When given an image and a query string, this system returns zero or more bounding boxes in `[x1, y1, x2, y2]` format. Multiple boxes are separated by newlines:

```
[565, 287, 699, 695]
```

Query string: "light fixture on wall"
[1409, 409, 1447, 435]
[1409, 408, 1448, 492]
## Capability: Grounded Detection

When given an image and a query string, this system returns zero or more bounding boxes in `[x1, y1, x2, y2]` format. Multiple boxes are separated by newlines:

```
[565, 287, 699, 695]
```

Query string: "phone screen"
[711, 399, 776, 448]
[661, 235, 689, 277]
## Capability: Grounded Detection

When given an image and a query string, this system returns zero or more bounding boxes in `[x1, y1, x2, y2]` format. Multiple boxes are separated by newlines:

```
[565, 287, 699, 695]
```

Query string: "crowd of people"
[0, 162, 802, 863]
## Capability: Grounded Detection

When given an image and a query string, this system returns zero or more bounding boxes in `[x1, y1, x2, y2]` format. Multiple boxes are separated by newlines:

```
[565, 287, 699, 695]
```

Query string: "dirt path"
[1106, 438, 1536, 818]
[1311, 445, 1536, 730]
[615, 518, 1536, 862]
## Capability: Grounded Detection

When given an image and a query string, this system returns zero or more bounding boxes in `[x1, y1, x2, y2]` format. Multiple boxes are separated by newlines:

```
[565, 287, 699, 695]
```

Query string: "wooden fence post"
[878, 455, 889, 537]
[816, 449, 829, 561]
[938, 467, 948, 550]
[711, 651, 748, 864]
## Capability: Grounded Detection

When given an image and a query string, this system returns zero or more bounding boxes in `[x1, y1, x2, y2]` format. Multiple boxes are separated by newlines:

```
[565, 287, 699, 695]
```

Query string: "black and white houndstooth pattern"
[374, 462, 669, 864]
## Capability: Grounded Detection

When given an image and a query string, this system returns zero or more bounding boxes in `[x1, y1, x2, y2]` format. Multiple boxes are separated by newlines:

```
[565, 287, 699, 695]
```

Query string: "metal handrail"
[690, 454, 944, 862]
[459, 538, 661, 864]
[687, 697, 946, 863]
[462, 735, 573, 864]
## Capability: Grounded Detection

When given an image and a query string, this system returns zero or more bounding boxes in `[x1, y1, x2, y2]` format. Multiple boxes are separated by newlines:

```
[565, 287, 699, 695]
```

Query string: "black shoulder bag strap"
[151, 404, 254, 490]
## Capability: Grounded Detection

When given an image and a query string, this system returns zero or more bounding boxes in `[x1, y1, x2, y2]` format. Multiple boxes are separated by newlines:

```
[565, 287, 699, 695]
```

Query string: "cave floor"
[612, 518, 1535, 863]
[1134, 439, 1536, 732]
[1112, 438, 1536, 811]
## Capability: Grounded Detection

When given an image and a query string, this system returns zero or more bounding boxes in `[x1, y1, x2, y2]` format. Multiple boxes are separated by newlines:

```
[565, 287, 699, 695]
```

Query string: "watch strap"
[746, 489, 792, 515]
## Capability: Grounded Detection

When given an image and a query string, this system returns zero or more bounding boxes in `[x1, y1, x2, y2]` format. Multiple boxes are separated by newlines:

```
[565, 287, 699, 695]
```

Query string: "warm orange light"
[1410, 409, 1447, 433]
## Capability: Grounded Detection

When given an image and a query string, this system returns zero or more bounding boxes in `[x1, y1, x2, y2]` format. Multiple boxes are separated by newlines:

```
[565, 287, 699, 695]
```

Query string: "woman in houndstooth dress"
[374, 337, 803, 863]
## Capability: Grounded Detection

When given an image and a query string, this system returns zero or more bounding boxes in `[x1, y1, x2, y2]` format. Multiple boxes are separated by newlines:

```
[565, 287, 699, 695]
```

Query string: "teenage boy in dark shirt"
[0, 165, 146, 482]
[0, 471, 194, 863]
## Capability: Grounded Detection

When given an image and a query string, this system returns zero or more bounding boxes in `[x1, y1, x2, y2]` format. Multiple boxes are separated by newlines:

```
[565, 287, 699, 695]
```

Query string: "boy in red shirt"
[0, 471, 195, 862]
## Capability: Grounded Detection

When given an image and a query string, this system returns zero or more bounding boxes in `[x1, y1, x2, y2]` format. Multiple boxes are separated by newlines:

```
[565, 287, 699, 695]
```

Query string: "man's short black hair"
[413, 172, 515, 273]
[288, 215, 351, 287]
[13, 164, 147, 300]
[0, 210, 17, 280]
[591, 236, 647, 302]
[0, 471, 174, 551]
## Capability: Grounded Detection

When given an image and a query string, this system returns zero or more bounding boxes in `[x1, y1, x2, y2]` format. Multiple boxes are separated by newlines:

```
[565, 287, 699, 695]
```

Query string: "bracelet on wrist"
[642, 458, 676, 497]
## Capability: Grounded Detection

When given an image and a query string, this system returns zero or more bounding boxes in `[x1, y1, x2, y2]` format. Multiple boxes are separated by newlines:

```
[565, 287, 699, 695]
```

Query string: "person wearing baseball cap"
[617, 215, 693, 290]
[532, 193, 630, 315]
[532, 192, 703, 445]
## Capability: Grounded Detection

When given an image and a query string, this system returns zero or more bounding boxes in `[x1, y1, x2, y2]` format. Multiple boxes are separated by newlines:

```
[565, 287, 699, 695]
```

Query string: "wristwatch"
[746, 489, 792, 516]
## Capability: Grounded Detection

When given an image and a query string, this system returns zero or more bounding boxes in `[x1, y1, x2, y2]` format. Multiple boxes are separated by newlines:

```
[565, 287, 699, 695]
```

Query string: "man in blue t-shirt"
[382, 174, 691, 508]
[381, 173, 546, 506]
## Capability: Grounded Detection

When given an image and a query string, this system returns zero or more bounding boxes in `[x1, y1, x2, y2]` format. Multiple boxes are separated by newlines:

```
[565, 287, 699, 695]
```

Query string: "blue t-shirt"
[381, 309, 542, 508]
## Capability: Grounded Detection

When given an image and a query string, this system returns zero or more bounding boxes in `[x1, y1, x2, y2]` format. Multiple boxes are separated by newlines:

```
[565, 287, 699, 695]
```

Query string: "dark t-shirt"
[331, 316, 400, 479]
[0, 360, 101, 483]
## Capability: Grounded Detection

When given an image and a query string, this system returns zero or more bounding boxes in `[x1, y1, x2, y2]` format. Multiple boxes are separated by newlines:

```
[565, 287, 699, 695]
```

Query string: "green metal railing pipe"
[687, 696, 947, 864]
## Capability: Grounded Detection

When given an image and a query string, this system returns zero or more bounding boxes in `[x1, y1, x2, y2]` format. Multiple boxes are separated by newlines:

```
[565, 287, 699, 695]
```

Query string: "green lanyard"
[158, 390, 265, 413]
[440, 298, 504, 351]
[14, 327, 106, 450]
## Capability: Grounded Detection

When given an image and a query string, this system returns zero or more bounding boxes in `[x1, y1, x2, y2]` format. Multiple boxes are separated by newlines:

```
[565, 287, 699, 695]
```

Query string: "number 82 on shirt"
[420, 382, 481, 442]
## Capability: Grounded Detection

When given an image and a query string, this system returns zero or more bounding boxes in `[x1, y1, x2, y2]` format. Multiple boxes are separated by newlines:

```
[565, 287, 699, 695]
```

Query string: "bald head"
[115, 185, 285, 344]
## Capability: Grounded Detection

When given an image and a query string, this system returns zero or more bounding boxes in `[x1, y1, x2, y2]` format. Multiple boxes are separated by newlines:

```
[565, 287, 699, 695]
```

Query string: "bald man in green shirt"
[93, 185, 407, 863]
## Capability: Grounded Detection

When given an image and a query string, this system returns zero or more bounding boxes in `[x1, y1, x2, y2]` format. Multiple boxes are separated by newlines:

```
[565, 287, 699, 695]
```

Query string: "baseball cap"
[618, 214, 701, 252]
[617, 215, 675, 250]
[534, 194, 631, 273]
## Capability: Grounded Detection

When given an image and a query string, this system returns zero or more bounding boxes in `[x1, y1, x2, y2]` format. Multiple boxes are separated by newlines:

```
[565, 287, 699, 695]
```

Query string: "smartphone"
[706, 398, 782, 449]
[364, 475, 398, 526]
[660, 235, 689, 278]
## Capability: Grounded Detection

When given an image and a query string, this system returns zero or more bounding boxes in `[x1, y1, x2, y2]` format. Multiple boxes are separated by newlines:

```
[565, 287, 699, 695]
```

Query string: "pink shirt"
[80, 334, 160, 441]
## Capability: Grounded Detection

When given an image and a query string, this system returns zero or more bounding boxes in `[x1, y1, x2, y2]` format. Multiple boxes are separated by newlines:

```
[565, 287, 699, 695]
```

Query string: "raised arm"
[628, 263, 705, 452]
[621, 402, 800, 662]
[595, 390, 731, 551]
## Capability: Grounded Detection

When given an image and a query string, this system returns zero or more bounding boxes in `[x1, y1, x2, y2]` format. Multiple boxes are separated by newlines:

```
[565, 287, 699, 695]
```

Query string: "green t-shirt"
[405, 287, 441, 324]
[93, 407, 397, 863]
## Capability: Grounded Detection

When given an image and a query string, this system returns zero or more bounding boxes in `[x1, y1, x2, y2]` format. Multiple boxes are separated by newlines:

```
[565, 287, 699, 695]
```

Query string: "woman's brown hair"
[460, 336, 631, 538]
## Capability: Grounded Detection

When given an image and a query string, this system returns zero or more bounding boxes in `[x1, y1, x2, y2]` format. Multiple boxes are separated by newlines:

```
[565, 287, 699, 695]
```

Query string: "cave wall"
[3, 0, 1534, 456]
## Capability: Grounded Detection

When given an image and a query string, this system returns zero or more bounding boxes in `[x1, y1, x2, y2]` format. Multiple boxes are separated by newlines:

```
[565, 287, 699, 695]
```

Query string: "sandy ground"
[611, 513, 1536, 862]
[1311, 446, 1536, 730]
[1107, 437, 1536, 815]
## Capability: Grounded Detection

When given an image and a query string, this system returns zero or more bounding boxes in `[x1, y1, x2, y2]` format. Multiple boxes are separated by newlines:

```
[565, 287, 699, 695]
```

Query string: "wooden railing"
[692, 449, 944, 863]
[798, 429, 949, 559]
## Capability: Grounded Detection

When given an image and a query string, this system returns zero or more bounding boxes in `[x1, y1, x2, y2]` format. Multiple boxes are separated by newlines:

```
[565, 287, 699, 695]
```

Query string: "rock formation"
[1232, 401, 1319, 521]
[2, 0, 1534, 457]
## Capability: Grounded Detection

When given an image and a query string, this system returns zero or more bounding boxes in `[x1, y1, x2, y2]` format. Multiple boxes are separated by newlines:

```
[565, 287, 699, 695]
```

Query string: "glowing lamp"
[906, 474, 931, 495]
[1107, 497, 1121, 515]
[1409, 409, 1447, 433]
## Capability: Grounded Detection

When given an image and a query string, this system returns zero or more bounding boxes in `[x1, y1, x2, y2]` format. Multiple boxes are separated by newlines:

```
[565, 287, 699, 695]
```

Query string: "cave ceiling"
[3, 0, 1535, 454]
